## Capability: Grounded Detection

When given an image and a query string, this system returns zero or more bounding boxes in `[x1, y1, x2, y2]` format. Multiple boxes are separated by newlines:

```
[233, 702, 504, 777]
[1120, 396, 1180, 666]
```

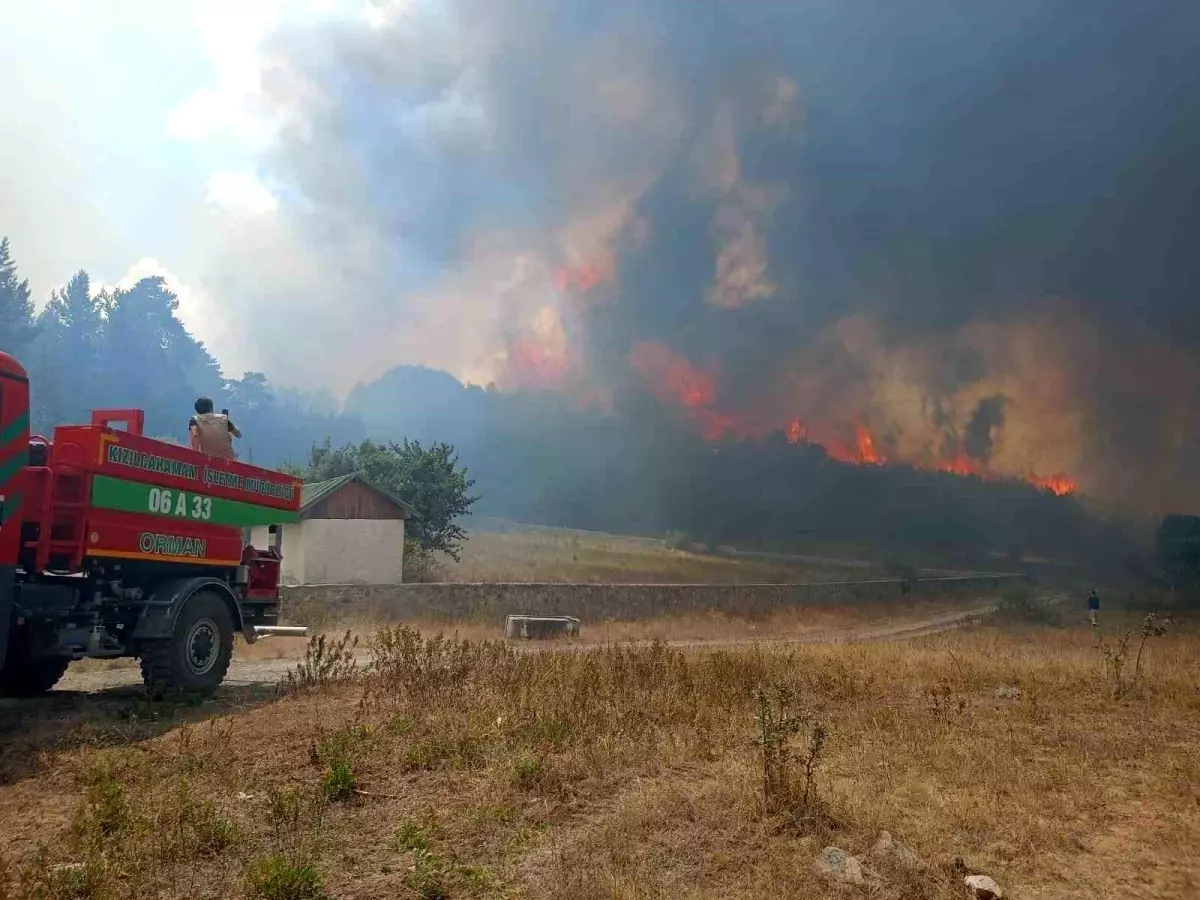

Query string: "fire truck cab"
[0, 349, 304, 697]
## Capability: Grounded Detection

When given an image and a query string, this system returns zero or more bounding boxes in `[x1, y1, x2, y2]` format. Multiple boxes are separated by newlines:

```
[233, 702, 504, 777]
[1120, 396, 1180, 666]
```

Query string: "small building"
[250, 474, 418, 585]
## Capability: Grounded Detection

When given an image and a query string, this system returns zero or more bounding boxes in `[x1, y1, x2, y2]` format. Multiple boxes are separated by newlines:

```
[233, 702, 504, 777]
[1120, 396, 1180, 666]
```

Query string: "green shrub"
[512, 753, 543, 789]
[459, 864, 496, 895]
[321, 763, 357, 803]
[246, 855, 325, 900]
[404, 538, 445, 583]
[395, 820, 431, 852]
[73, 769, 138, 850]
[314, 725, 371, 767]
[528, 715, 576, 750]
[402, 849, 449, 900]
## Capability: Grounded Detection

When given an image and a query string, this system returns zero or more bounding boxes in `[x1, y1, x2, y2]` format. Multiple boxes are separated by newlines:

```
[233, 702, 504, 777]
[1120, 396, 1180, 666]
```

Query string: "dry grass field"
[1, 610, 1196, 900]
[443, 526, 879, 584]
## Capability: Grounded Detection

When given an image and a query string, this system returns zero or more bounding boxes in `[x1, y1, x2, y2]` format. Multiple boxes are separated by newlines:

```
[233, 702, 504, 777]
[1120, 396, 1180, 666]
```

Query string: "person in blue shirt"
[1086, 589, 1100, 627]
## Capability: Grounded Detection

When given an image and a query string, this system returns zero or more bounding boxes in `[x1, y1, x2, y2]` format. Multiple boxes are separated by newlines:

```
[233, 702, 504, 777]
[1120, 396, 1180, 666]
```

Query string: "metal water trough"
[504, 614, 581, 640]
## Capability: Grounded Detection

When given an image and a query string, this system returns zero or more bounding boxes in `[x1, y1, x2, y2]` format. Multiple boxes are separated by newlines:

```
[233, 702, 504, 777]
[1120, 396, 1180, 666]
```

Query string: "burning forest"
[620, 333, 1075, 495]
[504, 288, 1088, 503]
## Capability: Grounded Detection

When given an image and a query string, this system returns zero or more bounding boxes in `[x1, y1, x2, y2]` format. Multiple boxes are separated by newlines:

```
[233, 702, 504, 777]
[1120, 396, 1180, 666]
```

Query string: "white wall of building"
[252, 519, 405, 585]
[299, 518, 405, 585]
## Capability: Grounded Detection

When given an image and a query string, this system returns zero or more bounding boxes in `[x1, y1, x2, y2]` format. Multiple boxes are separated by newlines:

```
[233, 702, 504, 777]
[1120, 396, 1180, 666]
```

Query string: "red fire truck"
[0, 349, 305, 697]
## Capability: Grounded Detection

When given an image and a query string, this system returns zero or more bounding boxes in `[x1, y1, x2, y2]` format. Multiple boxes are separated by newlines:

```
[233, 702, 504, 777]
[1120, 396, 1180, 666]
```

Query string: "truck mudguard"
[131, 576, 244, 641]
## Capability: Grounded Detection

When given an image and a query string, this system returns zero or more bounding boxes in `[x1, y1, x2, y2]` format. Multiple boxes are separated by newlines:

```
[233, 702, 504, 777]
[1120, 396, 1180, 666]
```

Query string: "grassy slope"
[444, 525, 883, 584]
[2, 616, 1197, 899]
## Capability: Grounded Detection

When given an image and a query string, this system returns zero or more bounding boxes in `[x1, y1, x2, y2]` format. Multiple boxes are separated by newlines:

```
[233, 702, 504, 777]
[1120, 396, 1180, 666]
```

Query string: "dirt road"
[48, 603, 995, 696]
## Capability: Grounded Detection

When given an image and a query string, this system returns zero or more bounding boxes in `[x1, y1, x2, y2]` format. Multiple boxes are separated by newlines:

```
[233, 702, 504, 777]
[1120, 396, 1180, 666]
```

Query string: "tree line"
[0, 237, 365, 459]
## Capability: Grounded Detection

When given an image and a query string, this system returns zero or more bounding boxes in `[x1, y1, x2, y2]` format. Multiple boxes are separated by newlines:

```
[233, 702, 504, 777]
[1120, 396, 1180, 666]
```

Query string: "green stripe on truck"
[0, 452, 26, 492]
[91, 474, 300, 527]
[0, 412, 29, 448]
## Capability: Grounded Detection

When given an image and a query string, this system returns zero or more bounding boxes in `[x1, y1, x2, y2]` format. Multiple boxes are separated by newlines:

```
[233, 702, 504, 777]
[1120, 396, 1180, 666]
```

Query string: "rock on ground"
[813, 847, 876, 886]
[869, 830, 927, 872]
[965, 874, 1004, 899]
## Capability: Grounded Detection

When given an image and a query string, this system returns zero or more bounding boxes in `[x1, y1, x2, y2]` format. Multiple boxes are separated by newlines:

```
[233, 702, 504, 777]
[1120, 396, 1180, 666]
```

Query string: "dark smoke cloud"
[244, 0, 1200, 513]
[963, 396, 1008, 463]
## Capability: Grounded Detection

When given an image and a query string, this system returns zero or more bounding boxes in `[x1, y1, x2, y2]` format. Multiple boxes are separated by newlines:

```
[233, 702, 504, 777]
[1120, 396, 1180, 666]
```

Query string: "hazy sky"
[4, 0, 617, 392]
[1, 0, 370, 379]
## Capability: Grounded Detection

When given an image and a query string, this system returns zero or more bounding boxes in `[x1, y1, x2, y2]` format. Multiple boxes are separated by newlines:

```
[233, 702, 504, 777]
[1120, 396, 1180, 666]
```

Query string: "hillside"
[443, 518, 895, 584]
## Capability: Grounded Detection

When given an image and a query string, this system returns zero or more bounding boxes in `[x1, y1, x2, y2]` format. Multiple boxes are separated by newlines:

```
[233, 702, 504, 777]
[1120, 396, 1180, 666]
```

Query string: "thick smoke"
[962, 396, 1007, 464]
[233, 0, 1200, 513]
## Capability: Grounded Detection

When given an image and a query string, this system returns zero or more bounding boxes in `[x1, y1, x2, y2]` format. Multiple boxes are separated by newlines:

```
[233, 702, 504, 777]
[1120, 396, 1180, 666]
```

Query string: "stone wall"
[280, 575, 1023, 626]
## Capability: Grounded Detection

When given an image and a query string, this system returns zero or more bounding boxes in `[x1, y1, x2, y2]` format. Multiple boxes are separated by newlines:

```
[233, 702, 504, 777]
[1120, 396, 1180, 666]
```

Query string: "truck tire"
[0, 650, 70, 697]
[140, 590, 234, 697]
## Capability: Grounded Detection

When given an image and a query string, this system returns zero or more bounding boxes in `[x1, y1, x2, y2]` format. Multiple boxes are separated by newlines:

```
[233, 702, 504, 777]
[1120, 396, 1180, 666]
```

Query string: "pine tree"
[43, 270, 101, 337]
[0, 237, 36, 352]
[30, 270, 104, 425]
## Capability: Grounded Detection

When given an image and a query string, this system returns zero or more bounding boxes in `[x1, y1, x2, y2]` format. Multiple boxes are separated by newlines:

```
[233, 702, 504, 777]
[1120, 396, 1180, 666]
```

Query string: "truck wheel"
[140, 590, 234, 698]
[0, 650, 71, 697]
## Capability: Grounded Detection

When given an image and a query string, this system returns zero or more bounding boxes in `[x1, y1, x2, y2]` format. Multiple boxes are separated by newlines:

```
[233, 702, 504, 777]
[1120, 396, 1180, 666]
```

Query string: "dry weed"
[282, 632, 360, 694]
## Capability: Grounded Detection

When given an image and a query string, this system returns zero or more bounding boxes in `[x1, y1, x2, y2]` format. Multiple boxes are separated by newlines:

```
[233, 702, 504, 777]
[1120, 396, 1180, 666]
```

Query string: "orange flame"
[936, 450, 987, 478]
[507, 336, 570, 390]
[822, 440, 855, 464]
[626, 342, 765, 441]
[627, 341, 717, 409]
[786, 418, 808, 444]
[854, 423, 884, 465]
[1031, 472, 1077, 496]
[825, 423, 885, 466]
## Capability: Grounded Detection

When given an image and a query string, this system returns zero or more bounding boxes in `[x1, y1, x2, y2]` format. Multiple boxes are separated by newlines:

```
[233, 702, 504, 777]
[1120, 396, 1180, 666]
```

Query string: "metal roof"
[299, 474, 419, 519]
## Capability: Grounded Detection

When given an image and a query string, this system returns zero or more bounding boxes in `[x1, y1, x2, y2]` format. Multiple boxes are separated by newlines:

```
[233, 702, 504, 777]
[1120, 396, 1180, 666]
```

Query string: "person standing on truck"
[189, 397, 241, 459]
[1086, 588, 1100, 627]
